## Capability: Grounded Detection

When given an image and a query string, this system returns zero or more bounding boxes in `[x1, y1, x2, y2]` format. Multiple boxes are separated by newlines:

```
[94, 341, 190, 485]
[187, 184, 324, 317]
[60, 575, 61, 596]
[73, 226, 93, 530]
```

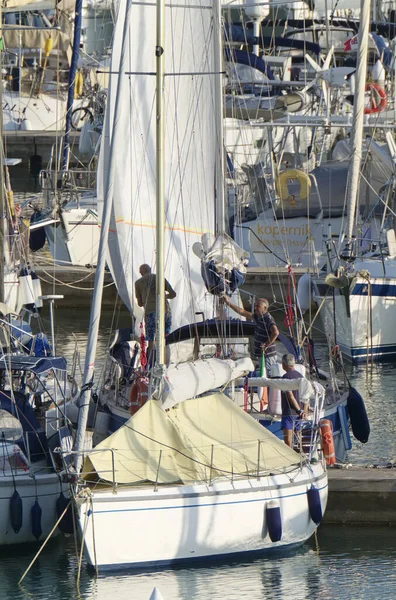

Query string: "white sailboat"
[71, 0, 328, 572]
[312, 0, 396, 362]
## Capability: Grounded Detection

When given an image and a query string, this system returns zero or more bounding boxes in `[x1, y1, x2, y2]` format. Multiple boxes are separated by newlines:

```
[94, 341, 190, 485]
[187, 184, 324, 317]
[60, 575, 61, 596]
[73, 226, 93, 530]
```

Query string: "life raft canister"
[364, 83, 387, 114]
[129, 376, 149, 416]
[319, 419, 336, 466]
[276, 168, 311, 201]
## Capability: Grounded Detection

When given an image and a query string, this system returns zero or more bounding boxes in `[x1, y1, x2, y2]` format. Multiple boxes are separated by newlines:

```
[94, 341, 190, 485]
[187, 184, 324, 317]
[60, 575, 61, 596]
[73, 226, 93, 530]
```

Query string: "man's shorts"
[145, 311, 172, 342]
[281, 415, 301, 431]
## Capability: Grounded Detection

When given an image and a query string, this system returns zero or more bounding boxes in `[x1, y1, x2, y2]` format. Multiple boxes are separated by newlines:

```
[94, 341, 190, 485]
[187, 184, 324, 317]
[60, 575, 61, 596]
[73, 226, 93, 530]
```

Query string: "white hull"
[77, 463, 327, 571]
[315, 263, 396, 360]
[3, 92, 67, 133]
[45, 204, 99, 267]
[0, 470, 68, 544]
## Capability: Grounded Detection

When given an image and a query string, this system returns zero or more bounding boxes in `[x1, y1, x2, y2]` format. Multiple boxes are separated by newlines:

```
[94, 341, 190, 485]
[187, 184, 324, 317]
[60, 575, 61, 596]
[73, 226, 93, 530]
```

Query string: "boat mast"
[341, 0, 371, 257]
[62, 0, 83, 170]
[74, 0, 133, 472]
[155, 0, 166, 368]
[0, 7, 4, 302]
[213, 0, 225, 234]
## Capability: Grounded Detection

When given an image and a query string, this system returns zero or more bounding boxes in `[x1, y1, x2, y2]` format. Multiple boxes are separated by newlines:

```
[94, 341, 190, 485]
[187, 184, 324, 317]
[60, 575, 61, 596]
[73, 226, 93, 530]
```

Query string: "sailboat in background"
[70, 0, 328, 572]
[312, 0, 396, 362]
[0, 37, 76, 544]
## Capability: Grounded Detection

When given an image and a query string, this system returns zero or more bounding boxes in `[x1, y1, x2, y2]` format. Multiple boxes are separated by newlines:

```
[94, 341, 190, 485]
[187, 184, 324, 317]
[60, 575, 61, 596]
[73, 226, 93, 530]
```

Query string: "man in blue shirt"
[281, 353, 305, 447]
[223, 296, 279, 375]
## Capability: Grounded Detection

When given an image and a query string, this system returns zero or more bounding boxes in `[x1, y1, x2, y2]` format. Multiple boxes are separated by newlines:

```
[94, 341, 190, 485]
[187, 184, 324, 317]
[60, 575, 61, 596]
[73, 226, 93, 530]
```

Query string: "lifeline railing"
[55, 436, 317, 495]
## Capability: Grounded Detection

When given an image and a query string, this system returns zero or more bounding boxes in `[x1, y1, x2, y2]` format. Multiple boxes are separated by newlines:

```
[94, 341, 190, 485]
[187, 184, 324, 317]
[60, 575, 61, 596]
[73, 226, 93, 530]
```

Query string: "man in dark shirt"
[135, 264, 176, 358]
[281, 353, 304, 447]
[223, 296, 279, 375]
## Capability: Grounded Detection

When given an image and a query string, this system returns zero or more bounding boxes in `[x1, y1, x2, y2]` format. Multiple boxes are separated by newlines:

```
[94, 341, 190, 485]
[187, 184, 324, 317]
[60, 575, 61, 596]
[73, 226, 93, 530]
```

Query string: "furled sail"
[97, 0, 218, 331]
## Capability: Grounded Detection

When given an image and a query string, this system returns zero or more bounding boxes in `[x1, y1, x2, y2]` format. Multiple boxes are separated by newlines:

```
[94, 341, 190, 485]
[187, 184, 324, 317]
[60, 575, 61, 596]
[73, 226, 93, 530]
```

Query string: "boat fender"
[44, 37, 53, 57]
[297, 273, 312, 312]
[276, 169, 311, 201]
[31, 499, 42, 540]
[319, 419, 336, 466]
[364, 83, 387, 114]
[129, 376, 149, 416]
[307, 485, 323, 525]
[19, 268, 35, 306]
[266, 500, 282, 542]
[56, 492, 74, 535]
[20, 119, 32, 131]
[75, 71, 84, 97]
[347, 387, 370, 443]
[10, 490, 23, 534]
[29, 211, 47, 252]
[31, 271, 43, 309]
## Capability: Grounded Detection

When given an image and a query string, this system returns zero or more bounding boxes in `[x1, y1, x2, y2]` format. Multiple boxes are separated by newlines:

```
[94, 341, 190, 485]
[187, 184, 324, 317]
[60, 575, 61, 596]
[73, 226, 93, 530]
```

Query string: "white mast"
[74, 0, 133, 472]
[342, 0, 371, 256]
[155, 0, 166, 369]
[214, 0, 225, 233]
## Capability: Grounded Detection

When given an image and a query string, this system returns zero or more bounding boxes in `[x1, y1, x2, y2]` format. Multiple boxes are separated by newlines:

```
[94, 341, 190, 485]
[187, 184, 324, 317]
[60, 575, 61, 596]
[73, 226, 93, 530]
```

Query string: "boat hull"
[0, 472, 69, 545]
[315, 275, 396, 362]
[76, 463, 327, 571]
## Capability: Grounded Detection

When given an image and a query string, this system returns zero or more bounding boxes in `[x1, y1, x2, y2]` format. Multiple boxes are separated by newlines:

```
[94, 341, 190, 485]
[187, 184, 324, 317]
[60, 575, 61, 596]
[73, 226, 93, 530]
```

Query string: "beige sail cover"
[83, 393, 300, 485]
[3, 29, 71, 55]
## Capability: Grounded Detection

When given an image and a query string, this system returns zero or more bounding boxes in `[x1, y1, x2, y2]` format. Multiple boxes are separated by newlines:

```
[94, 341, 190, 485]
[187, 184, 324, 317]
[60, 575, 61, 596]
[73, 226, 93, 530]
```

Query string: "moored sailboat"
[71, 0, 329, 572]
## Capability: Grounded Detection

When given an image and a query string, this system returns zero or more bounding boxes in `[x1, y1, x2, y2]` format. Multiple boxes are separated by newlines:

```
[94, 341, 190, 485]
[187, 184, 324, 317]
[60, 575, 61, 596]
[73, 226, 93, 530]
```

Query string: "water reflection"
[12, 526, 396, 600]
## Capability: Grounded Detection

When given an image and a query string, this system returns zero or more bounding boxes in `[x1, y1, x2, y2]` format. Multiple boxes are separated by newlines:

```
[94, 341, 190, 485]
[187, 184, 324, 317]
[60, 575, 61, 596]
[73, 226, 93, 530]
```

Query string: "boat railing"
[40, 168, 97, 209]
[60, 437, 313, 494]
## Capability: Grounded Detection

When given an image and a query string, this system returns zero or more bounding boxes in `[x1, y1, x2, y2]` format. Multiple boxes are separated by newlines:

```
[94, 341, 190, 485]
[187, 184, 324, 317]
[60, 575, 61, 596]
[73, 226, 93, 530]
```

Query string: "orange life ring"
[364, 83, 387, 114]
[320, 419, 336, 466]
[129, 376, 149, 416]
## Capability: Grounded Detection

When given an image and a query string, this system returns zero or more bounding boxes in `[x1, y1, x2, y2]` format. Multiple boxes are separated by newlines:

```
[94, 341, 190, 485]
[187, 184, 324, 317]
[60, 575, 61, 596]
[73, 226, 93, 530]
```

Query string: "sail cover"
[82, 393, 300, 484]
[97, 0, 219, 331]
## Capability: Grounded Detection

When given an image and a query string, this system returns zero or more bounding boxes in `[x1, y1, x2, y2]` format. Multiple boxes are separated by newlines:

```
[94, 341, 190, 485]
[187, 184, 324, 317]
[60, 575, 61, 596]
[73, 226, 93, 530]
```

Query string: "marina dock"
[325, 467, 396, 525]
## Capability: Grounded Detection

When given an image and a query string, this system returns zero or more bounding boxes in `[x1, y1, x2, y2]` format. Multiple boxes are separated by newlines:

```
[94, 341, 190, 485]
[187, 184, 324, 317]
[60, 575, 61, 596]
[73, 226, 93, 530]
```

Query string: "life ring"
[364, 83, 387, 114]
[319, 419, 336, 466]
[129, 376, 149, 416]
[276, 169, 311, 201]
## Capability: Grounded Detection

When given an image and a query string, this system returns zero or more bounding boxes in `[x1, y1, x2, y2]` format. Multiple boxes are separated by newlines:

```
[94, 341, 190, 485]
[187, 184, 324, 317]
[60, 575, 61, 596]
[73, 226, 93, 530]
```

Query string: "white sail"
[97, 0, 217, 330]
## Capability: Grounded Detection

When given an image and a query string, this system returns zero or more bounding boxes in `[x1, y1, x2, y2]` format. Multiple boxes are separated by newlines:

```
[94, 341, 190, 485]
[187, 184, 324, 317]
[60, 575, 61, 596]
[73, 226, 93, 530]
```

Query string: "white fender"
[19, 272, 35, 306]
[297, 273, 312, 312]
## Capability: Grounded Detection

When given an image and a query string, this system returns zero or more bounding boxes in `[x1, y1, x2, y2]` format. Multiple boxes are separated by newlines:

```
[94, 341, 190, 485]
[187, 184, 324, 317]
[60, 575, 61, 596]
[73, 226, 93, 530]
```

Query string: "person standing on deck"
[135, 264, 176, 362]
[223, 296, 279, 375]
[281, 353, 305, 447]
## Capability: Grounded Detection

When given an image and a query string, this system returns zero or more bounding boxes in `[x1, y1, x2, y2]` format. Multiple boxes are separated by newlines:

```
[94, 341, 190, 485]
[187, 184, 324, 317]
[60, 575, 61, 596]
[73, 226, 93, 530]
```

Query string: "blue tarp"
[0, 390, 48, 462]
[225, 47, 275, 80]
[224, 24, 321, 56]
[0, 355, 67, 373]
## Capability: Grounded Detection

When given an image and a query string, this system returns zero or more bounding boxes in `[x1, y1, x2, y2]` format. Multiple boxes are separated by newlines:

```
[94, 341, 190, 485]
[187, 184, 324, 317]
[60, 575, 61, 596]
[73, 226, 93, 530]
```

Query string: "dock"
[325, 467, 396, 525]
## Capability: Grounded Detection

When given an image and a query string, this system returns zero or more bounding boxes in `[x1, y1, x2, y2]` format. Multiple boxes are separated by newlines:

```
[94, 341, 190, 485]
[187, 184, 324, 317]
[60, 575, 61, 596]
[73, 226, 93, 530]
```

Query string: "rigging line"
[35, 267, 115, 290]
[238, 226, 289, 264]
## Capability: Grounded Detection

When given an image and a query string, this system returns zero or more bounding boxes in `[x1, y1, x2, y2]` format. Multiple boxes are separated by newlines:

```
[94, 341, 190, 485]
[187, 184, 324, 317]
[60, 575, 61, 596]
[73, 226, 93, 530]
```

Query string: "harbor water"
[0, 305, 391, 599]
[2, 524, 396, 599]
